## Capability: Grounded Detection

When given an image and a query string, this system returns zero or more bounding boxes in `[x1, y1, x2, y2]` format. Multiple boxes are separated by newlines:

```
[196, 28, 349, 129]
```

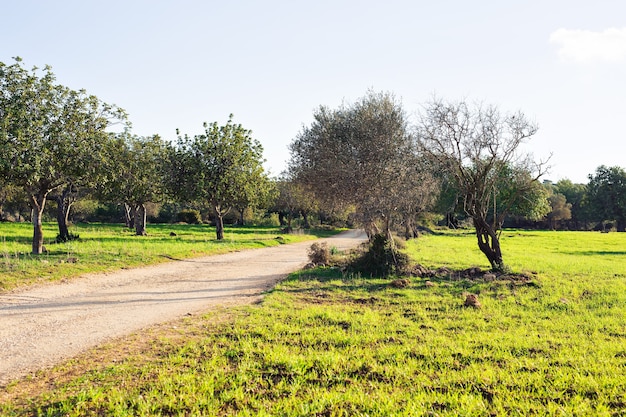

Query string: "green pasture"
[2, 229, 626, 416]
[0, 222, 335, 291]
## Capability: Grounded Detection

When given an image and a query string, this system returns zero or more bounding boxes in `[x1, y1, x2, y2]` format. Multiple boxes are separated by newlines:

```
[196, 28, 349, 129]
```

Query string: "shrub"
[176, 209, 202, 224]
[308, 242, 331, 265]
[349, 234, 409, 277]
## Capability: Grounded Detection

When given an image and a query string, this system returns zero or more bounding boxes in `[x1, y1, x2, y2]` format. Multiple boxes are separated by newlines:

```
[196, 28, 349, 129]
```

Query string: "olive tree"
[417, 98, 548, 271]
[0, 58, 128, 253]
[289, 91, 438, 239]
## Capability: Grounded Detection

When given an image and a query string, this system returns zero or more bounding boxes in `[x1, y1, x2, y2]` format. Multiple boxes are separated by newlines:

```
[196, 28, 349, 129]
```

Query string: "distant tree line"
[2, 59, 626, 269]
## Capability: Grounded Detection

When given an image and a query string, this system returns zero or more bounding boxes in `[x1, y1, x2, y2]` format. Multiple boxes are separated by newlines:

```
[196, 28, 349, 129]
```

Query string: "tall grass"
[2, 229, 626, 416]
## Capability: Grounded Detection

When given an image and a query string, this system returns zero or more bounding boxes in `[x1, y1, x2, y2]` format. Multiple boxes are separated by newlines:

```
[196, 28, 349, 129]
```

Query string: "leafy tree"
[418, 98, 548, 271]
[271, 176, 319, 231]
[0, 183, 27, 221]
[272, 178, 302, 231]
[553, 179, 590, 230]
[173, 115, 268, 240]
[289, 91, 438, 239]
[231, 164, 273, 226]
[587, 165, 626, 231]
[0, 58, 128, 253]
[546, 193, 572, 230]
[95, 134, 170, 235]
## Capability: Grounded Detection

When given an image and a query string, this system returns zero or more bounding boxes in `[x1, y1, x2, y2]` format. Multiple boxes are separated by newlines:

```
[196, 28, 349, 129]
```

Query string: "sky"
[2, 0, 625, 183]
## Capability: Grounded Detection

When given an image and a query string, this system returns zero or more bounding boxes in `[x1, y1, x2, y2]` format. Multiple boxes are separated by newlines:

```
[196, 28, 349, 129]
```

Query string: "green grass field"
[0, 222, 336, 292]
[2, 229, 626, 416]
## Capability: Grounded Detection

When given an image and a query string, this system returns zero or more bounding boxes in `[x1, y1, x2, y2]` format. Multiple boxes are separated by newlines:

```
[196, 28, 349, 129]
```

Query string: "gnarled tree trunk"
[473, 217, 504, 271]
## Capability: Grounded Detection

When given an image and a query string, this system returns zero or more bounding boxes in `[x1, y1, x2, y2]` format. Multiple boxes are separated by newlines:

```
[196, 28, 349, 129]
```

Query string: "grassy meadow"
[2, 229, 626, 416]
[0, 222, 336, 292]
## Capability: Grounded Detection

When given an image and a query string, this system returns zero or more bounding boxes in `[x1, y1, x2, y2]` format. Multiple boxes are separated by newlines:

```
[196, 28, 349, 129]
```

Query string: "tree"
[546, 193, 572, 230]
[231, 164, 273, 226]
[0, 58, 128, 253]
[553, 179, 590, 230]
[587, 165, 626, 231]
[417, 98, 548, 271]
[95, 134, 170, 235]
[289, 91, 438, 239]
[173, 115, 268, 240]
[271, 176, 319, 231]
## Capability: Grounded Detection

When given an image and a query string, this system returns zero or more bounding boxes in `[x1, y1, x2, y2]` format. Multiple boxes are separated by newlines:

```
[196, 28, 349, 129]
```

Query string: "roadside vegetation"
[0, 222, 338, 292]
[2, 229, 625, 416]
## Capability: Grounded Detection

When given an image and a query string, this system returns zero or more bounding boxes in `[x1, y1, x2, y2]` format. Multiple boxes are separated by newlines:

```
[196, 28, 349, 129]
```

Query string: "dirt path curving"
[0, 230, 367, 386]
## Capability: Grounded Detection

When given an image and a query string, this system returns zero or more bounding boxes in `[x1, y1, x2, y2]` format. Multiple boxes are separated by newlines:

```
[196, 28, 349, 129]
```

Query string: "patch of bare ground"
[407, 264, 536, 284]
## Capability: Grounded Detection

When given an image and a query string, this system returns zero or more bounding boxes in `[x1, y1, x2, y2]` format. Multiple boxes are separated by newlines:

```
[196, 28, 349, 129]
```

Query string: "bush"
[350, 234, 409, 277]
[176, 209, 203, 224]
[308, 242, 332, 265]
[55, 233, 80, 243]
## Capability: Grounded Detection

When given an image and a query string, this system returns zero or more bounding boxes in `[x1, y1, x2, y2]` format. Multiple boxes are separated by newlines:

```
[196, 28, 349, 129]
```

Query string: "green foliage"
[350, 234, 410, 277]
[4, 230, 626, 415]
[55, 232, 80, 243]
[175, 209, 202, 224]
[172, 115, 269, 239]
[289, 91, 437, 235]
[0, 57, 128, 253]
[587, 165, 626, 231]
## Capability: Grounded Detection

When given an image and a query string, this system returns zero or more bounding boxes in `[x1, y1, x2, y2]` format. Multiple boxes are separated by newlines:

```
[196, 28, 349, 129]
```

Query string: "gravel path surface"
[0, 230, 367, 386]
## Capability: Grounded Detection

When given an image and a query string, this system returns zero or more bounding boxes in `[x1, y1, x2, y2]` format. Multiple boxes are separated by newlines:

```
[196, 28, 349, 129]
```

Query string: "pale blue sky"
[2, 0, 625, 183]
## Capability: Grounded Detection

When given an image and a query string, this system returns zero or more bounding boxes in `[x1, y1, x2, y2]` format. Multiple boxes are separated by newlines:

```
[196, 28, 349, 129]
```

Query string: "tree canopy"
[587, 165, 626, 231]
[417, 98, 548, 270]
[172, 115, 268, 240]
[289, 91, 438, 238]
[0, 57, 128, 253]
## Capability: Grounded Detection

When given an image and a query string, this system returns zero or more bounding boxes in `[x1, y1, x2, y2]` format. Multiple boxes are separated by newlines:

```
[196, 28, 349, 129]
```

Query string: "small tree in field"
[418, 98, 548, 271]
[0, 58, 127, 253]
[96, 134, 170, 236]
[172, 115, 268, 240]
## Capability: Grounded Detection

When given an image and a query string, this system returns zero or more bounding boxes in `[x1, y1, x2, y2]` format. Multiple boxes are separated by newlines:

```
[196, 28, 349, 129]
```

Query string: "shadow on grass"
[281, 266, 540, 300]
[563, 250, 626, 256]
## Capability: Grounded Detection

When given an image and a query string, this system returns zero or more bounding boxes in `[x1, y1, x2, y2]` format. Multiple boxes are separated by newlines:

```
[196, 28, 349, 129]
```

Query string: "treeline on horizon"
[2, 58, 626, 259]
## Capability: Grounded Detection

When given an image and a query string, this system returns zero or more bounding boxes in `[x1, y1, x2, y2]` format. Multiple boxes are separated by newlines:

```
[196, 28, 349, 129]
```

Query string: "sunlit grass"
[0, 222, 338, 291]
[2, 229, 626, 416]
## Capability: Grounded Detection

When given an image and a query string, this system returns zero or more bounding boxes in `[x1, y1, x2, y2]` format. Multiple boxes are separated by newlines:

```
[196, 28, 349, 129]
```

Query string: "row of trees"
[0, 58, 272, 253]
[1, 59, 625, 269]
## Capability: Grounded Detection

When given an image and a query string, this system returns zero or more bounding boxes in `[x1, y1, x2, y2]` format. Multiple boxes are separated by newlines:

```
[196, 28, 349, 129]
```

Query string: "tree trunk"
[473, 217, 504, 271]
[55, 185, 74, 242]
[278, 212, 286, 226]
[134, 203, 147, 236]
[617, 218, 626, 232]
[124, 203, 134, 229]
[404, 214, 416, 240]
[30, 192, 48, 254]
[238, 208, 245, 226]
[214, 209, 225, 240]
[301, 211, 310, 229]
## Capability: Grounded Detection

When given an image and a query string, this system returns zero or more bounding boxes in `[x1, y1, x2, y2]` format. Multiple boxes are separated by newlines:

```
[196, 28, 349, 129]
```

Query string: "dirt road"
[0, 230, 367, 386]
